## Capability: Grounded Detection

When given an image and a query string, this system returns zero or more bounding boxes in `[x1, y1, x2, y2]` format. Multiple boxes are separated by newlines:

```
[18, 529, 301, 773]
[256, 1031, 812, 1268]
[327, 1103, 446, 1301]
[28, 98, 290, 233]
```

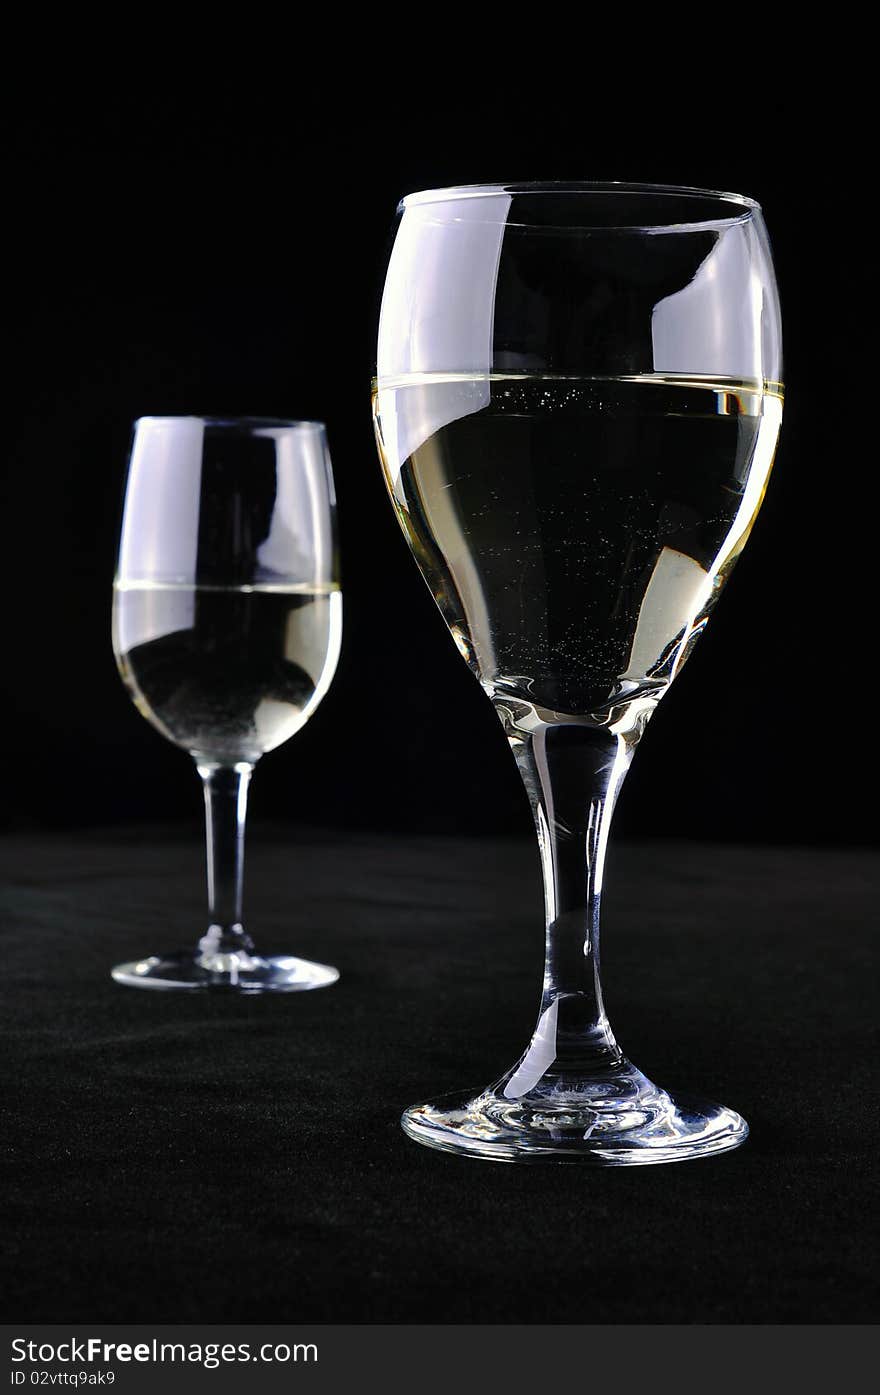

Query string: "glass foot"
[401, 1071, 748, 1165]
[111, 949, 339, 993]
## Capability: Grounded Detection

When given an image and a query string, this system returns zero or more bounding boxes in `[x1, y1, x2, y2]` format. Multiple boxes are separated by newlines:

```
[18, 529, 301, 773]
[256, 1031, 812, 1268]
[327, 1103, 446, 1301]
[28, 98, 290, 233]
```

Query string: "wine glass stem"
[511, 725, 635, 1074]
[197, 761, 255, 954]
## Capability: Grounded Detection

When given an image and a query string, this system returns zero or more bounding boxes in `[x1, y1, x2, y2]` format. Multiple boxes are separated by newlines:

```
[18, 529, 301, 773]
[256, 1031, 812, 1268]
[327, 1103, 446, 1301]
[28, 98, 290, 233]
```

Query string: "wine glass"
[111, 416, 342, 992]
[373, 183, 782, 1163]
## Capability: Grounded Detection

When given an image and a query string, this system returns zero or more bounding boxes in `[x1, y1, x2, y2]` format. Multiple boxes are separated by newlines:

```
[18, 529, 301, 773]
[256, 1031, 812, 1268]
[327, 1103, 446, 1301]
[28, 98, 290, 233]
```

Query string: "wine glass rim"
[134, 415, 327, 431]
[398, 181, 761, 230]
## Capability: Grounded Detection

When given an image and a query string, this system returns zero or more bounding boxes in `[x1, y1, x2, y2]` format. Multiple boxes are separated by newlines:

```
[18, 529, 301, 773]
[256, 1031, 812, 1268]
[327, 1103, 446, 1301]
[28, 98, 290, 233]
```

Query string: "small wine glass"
[374, 183, 783, 1162]
[111, 416, 342, 992]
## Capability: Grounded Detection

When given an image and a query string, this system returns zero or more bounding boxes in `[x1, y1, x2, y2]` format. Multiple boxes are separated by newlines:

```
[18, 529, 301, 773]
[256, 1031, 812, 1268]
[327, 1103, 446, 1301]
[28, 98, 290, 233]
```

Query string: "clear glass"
[111, 416, 342, 992]
[373, 182, 783, 1162]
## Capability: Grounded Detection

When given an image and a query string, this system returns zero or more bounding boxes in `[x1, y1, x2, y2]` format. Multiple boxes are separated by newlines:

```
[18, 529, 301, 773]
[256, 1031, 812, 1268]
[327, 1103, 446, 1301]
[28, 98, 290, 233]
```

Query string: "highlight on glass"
[373, 182, 782, 1162]
[112, 416, 342, 992]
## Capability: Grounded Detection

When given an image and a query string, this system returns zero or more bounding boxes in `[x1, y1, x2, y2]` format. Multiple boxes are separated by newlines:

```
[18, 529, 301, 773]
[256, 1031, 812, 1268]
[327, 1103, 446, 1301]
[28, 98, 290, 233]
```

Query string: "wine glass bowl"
[111, 416, 341, 992]
[373, 183, 782, 1162]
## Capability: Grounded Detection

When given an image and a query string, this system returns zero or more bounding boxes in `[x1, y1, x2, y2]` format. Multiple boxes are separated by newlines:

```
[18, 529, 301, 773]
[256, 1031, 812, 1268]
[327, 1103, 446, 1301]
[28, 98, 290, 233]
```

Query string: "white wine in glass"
[374, 183, 783, 1163]
[112, 416, 342, 993]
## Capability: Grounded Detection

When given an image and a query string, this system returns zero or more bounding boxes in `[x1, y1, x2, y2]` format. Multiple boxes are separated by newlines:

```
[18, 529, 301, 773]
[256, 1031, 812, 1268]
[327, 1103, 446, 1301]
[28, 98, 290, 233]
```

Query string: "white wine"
[113, 583, 342, 763]
[374, 373, 782, 735]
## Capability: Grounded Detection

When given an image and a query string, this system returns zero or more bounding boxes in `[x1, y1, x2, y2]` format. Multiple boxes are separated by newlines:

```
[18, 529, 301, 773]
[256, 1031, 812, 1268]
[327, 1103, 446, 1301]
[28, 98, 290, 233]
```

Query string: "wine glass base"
[401, 1083, 748, 1166]
[111, 949, 339, 993]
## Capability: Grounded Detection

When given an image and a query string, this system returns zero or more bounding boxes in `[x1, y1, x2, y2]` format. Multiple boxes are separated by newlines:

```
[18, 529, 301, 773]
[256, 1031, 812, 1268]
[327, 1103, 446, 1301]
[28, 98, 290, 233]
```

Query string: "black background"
[4, 57, 877, 1332]
[4, 71, 868, 846]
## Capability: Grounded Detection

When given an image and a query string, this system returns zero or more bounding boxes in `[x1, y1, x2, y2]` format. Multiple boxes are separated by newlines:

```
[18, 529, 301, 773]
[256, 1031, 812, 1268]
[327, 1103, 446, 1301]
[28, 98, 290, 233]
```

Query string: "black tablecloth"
[2, 828, 876, 1323]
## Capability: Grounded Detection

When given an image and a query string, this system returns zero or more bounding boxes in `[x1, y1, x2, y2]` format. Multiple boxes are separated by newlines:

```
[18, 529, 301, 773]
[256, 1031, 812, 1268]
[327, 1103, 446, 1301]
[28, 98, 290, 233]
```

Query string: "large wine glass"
[112, 416, 342, 992]
[373, 183, 782, 1163]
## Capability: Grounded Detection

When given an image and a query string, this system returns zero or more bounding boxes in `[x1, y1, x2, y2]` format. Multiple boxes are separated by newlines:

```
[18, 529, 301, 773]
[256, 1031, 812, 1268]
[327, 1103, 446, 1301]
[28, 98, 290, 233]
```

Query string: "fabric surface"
[1, 828, 876, 1323]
